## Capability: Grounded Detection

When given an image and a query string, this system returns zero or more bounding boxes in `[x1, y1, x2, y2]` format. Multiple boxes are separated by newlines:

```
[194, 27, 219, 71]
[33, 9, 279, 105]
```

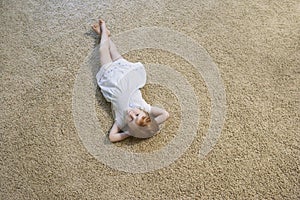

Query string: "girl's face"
[125, 108, 147, 125]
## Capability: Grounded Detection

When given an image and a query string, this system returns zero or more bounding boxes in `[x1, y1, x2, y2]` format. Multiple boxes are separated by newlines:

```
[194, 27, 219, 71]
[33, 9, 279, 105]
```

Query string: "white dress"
[96, 59, 151, 130]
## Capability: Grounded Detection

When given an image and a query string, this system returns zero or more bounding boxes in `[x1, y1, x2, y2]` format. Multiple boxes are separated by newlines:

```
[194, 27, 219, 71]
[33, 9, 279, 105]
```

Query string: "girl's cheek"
[125, 115, 131, 123]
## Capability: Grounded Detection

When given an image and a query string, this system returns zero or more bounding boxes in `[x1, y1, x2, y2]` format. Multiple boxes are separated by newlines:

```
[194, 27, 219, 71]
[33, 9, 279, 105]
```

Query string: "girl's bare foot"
[91, 20, 110, 36]
[91, 23, 101, 35]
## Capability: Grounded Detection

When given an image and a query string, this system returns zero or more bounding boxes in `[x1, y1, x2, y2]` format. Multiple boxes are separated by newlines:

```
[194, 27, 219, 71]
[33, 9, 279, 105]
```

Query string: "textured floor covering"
[1, 0, 299, 199]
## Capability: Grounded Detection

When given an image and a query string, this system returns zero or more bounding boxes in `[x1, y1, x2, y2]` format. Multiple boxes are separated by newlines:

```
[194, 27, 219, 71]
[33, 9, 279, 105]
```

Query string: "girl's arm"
[150, 106, 170, 125]
[108, 121, 130, 142]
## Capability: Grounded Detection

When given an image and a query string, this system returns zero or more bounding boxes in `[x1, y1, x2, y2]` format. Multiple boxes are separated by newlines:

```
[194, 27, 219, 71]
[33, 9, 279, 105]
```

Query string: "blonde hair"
[127, 111, 159, 138]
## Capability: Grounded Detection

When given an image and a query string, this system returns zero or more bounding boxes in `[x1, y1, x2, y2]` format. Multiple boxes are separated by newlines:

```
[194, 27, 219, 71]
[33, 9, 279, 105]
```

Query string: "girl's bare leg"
[92, 20, 123, 62]
[98, 20, 112, 67]
[108, 40, 123, 61]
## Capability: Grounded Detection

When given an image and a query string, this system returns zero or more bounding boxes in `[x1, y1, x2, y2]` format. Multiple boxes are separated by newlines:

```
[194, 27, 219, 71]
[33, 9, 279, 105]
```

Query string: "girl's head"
[125, 108, 159, 138]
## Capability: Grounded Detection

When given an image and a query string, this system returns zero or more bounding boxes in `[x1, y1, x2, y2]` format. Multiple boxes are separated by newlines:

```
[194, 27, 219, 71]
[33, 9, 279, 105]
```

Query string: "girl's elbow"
[109, 133, 118, 143]
[164, 111, 170, 120]
[109, 134, 115, 142]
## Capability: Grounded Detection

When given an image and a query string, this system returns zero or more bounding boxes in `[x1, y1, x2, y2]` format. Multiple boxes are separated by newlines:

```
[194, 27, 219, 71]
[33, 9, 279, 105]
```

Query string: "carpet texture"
[1, 0, 299, 199]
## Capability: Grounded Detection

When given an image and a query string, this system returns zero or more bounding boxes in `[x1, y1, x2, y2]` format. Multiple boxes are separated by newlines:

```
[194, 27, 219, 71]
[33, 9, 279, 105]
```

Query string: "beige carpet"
[1, 0, 299, 199]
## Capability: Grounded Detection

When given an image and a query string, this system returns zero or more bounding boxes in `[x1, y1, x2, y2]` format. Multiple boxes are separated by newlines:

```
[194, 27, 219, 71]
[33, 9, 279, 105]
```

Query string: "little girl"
[92, 19, 169, 142]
